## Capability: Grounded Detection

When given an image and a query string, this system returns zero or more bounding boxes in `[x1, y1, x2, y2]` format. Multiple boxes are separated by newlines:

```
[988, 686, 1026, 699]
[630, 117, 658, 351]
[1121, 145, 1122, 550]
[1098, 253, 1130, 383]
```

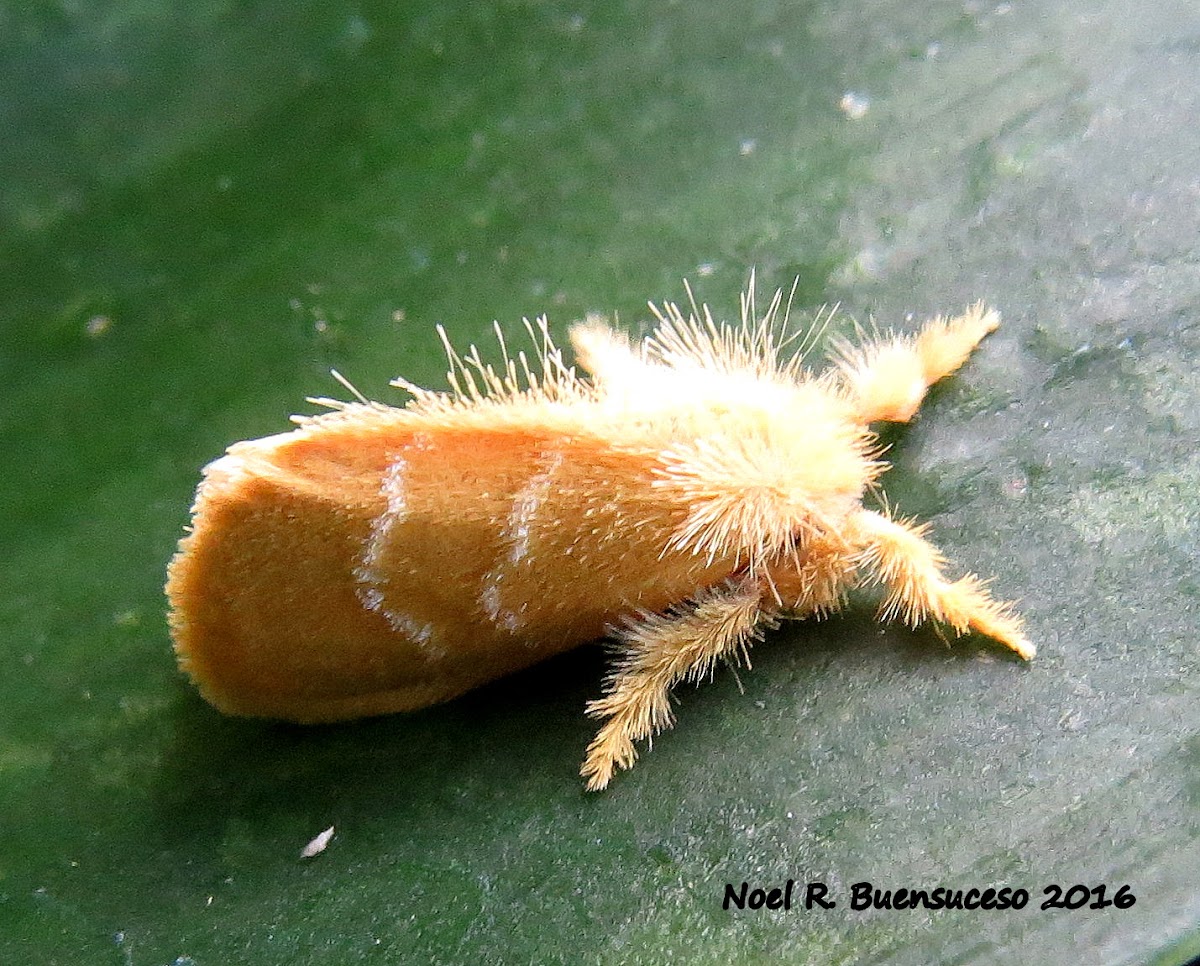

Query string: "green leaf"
[3, 1, 1197, 963]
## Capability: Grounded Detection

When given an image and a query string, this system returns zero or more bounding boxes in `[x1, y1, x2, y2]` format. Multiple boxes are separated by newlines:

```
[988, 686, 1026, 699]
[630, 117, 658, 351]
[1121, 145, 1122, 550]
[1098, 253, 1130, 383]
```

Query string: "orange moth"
[166, 280, 1032, 790]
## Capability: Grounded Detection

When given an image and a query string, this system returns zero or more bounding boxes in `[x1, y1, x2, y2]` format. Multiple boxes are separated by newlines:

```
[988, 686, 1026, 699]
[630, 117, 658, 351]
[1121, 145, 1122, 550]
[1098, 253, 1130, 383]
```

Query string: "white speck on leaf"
[839, 91, 870, 120]
[301, 825, 335, 858]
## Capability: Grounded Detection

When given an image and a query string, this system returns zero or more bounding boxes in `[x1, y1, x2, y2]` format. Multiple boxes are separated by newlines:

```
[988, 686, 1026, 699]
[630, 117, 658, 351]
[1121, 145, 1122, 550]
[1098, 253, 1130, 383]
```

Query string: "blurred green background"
[2, 1, 1197, 963]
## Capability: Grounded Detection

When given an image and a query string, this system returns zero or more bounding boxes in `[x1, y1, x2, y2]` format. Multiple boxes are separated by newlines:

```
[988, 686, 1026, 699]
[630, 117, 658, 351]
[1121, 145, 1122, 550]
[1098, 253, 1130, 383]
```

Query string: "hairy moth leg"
[766, 533, 859, 618]
[835, 303, 1000, 423]
[581, 580, 776, 791]
[852, 509, 1034, 659]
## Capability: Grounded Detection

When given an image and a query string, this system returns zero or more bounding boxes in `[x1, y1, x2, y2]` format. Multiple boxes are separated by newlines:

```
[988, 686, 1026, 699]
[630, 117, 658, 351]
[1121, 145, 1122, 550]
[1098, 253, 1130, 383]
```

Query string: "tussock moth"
[166, 279, 1032, 790]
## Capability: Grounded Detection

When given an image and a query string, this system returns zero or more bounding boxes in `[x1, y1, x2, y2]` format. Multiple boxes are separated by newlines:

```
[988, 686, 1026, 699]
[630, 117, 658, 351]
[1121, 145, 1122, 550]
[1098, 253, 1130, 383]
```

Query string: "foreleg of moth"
[852, 509, 1034, 659]
[581, 580, 776, 791]
[835, 303, 999, 423]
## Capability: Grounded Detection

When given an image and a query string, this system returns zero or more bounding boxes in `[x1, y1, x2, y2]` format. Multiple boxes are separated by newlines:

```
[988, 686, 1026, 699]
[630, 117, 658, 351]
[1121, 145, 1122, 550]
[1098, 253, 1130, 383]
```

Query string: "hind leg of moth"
[581, 579, 775, 791]
[851, 509, 1033, 659]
